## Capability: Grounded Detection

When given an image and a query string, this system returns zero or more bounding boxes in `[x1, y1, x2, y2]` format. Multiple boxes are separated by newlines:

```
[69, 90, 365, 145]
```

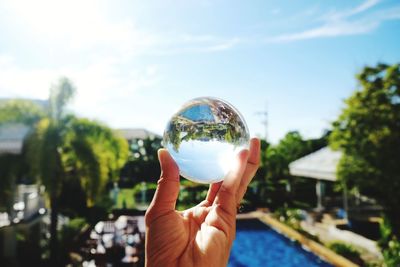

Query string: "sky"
[0, 0, 399, 143]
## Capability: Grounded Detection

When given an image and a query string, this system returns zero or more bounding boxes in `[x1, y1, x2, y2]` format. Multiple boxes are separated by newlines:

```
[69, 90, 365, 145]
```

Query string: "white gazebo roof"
[289, 147, 342, 181]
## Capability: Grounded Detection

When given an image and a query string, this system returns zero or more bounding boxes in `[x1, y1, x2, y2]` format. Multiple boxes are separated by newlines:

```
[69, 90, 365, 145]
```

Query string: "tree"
[265, 131, 308, 180]
[120, 136, 162, 185]
[247, 132, 328, 209]
[0, 78, 129, 265]
[0, 99, 45, 126]
[330, 63, 400, 238]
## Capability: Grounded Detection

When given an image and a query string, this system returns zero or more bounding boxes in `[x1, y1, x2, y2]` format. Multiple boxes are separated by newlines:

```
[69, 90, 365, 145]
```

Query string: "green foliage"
[22, 103, 129, 207]
[177, 182, 208, 210]
[327, 242, 362, 263]
[116, 188, 136, 209]
[121, 136, 162, 185]
[265, 131, 328, 181]
[265, 131, 305, 180]
[62, 117, 129, 205]
[379, 217, 400, 267]
[112, 183, 157, 209]
[0, 99, 45, 126]
[382, 238, 400, 267]
[132, 182, 157, 205]
[250, 131, 328, 209]
[0, 78, 130, 265]
[60, 217, 88, 249]
[330, 63, 400, 236]
[273, 208, 304, 230]
[62, 217, 88, 236]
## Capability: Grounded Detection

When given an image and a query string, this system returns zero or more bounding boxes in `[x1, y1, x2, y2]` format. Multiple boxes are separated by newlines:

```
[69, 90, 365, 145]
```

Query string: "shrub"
[273, 208, 306, 230]
[327, 242, 363, 265]
[382, 237, 400, 267]
[379, 217, 400, 267]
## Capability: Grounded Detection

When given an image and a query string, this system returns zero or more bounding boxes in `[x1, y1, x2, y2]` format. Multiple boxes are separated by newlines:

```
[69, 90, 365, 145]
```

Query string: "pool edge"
[237, 211, 359, 267]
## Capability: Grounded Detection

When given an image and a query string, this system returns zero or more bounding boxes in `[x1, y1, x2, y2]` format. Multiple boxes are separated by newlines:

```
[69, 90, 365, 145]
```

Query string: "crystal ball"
[163, 97, 250, 184]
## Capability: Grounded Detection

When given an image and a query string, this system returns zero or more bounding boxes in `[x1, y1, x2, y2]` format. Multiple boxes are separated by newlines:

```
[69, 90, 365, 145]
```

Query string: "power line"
[255, 102, 268, 142]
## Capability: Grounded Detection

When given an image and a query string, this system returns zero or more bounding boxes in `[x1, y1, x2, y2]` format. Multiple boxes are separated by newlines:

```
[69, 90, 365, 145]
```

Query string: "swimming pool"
[229, 219, 332, 267]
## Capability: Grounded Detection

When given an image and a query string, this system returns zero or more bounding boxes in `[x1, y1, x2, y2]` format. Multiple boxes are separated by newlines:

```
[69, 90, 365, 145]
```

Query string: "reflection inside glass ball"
[163, 97, 250, 183]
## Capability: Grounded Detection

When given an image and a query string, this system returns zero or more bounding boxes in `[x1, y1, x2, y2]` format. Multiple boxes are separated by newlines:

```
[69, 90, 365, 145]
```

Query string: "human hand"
[145, 138, 260, 267]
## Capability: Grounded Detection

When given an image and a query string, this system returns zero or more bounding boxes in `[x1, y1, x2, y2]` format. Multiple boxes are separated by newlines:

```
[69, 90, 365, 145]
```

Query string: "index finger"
[214, 149, 249, 216]
[236, 138, 261, 203]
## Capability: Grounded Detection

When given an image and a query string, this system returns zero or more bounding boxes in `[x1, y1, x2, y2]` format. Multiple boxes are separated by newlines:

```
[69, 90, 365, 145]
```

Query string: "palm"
[147, 204, 233, 266]
[145, 139, 260, 267]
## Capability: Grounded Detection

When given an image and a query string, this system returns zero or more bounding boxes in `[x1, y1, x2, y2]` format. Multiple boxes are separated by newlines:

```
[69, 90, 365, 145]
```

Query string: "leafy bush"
[273, 208, 306, 230]
[382, 238, 400, 267]
[328, 242, 359, 258]
[379, 217, 400, 267]
[327, 242, 363, 265]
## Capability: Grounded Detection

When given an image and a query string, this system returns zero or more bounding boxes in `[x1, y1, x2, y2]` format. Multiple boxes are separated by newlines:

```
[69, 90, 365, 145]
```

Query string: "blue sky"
[0, 0, 399, 143]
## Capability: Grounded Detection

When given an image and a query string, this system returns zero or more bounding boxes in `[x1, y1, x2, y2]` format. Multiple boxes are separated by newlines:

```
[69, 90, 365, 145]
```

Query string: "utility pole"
[255, 103, 268, 142]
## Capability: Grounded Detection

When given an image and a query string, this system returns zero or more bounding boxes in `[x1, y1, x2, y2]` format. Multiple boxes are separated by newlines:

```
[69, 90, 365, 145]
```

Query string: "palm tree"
[0, 78, 129, 265]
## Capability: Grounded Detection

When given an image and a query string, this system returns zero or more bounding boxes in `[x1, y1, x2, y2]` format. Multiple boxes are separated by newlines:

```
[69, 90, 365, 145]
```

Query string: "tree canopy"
[330, 63, 400, 235]
[265, 131, 328, 181]
[246, 131, 328, 208]
[0, 99, 45, 126]
[0, 77, 129, 264]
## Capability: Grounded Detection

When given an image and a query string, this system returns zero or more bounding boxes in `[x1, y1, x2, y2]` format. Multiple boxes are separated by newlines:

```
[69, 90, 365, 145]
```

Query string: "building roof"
[117, 128, 161, 140]
[0, 123, 30, 154]
[288, 146, 342, 181]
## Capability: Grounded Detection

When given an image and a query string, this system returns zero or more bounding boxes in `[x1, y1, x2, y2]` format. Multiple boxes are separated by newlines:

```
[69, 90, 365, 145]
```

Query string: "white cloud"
[270, 20, 378, 42]
[2, 0, 162, 59]
[2, 0, 241, 59]
[268, 0, 400, 42]
[0, 54, 161, 122]
[200, 38, 242, 52]
[324, 0, 380, 21]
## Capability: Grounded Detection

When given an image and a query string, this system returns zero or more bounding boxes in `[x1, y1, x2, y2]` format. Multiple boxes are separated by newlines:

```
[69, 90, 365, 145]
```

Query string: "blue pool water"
[228, 219, 332, 267]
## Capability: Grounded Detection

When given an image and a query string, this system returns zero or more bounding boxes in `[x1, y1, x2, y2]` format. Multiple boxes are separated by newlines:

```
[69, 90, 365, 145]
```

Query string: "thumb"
[146, 149, 180, 221]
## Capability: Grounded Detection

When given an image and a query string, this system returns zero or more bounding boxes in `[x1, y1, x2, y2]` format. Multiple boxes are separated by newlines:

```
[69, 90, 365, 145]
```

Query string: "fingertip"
[157, 148, 168, 159]
[250, 137, 261, 149]
[158, 148, 173, 166]
[158, 149, 179, 179]
[247, 138, 260, 164]
[238, 148, 249, 162]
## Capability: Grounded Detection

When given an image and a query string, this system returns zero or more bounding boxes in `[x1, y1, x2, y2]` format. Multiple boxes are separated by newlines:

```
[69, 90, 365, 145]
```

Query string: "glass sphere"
[163, 97, 250, 184]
